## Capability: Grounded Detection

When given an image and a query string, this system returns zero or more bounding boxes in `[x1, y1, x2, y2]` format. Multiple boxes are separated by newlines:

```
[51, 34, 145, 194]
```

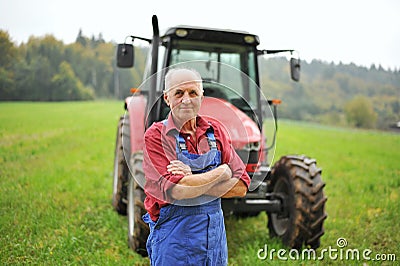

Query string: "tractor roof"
[162, 26, 260, 46]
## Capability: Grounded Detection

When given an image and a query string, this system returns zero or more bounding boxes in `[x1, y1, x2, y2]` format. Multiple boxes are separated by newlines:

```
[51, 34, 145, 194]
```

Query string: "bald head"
[164, 68, 203, 94]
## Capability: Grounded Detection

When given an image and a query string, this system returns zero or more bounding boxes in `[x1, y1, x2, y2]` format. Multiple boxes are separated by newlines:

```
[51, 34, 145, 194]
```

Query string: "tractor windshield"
[168, 40, 259, 110]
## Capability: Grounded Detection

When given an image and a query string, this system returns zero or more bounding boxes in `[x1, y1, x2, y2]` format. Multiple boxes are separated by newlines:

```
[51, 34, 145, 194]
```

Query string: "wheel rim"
[127, 177, 135, 239]
[271, 177, 290, 236]
[112, 144, 120, 201]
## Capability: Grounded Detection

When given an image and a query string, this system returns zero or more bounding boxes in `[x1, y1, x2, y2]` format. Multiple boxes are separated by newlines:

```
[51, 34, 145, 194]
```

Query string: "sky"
[1, 0, 399, 70]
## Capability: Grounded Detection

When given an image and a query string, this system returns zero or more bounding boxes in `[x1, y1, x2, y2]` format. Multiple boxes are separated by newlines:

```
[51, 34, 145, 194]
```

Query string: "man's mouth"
[179, 107, 193, 110]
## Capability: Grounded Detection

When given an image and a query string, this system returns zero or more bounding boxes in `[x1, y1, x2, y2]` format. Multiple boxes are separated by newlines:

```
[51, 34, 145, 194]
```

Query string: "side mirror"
[117, 43, 134, 68]
[290, 58, 300, 82]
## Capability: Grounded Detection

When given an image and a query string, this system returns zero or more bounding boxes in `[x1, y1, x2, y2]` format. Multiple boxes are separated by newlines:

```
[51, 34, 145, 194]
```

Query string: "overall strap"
[206, 127, 217, 150]
[176, 134, 190, 156]
[176, 126, 217, 153]
[163, 119, 217, 153]
[163, 120, 188, 156]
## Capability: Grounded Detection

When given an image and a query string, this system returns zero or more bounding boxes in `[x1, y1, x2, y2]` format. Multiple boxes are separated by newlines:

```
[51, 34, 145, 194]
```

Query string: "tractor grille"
[236, 150, 259, 165]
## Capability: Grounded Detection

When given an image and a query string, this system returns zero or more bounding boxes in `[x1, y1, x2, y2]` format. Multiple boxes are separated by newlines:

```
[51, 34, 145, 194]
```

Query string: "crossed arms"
[167, 160, 248, 200]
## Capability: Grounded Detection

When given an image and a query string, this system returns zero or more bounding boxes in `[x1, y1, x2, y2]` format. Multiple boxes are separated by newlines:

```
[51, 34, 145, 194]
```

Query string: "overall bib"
[143, 123, 228, 266]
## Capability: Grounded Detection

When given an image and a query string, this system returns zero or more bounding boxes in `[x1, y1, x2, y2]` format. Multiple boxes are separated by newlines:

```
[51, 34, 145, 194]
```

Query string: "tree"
[0, 30, 17, 100]
[344, 96, 377, 128]
[51, 61, 94, 100]
[76, 29, 87, 47]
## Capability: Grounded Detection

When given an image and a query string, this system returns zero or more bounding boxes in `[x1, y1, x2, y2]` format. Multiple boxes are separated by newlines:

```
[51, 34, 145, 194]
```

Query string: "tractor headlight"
[175, 29, 188, 37]
[244, 35, 255, 44]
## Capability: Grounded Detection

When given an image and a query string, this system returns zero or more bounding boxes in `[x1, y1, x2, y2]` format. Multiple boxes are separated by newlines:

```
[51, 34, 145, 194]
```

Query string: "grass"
[227, 120, 399, 265]
[0, 101, 140, 265]
[0, 101, 399, 265]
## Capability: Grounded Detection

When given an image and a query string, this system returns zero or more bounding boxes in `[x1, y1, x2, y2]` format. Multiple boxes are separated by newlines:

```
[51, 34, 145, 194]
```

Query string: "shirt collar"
[164, 113, 212, 137]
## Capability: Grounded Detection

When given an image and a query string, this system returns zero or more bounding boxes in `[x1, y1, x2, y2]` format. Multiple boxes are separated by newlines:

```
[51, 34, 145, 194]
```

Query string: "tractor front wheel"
[267, 155, 327, 249]
[127, 152, 149, 256]
[112, 115, 130, 215]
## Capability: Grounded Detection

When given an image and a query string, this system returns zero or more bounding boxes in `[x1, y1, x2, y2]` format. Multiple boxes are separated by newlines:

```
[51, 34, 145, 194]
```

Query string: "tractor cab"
[156, 26, 263, 126]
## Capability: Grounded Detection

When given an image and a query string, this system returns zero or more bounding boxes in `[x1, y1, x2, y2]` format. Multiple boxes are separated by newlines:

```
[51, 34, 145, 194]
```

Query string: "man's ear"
[163, 93, 169, 106]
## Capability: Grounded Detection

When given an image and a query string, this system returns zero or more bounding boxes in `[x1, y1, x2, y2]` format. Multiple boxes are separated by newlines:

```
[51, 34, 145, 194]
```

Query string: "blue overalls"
[143, 123, 228, 266]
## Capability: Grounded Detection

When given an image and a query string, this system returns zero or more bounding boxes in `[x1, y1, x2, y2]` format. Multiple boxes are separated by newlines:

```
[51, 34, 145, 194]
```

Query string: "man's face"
[164, 80, 203, 126]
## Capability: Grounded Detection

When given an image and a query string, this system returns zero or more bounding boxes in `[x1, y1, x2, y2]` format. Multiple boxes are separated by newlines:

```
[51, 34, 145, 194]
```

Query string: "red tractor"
[113, 15, 327, 256]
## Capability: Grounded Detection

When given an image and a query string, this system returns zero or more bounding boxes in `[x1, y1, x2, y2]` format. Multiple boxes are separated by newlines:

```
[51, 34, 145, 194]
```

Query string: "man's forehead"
[173, 81, 200, 89]
[166, 81, 201, 93]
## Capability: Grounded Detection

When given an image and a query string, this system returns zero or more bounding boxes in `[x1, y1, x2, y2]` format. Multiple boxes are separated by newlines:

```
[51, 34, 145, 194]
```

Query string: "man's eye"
[189, 91, 198, 96]
[175, 91, 183, 96]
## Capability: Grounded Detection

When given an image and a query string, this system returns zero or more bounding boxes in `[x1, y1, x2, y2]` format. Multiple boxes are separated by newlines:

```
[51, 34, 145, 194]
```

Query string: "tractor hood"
[199, 97, 261, 150]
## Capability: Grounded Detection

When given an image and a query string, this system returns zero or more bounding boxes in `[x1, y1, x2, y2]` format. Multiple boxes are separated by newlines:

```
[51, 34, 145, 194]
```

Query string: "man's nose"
[181, 91, 191, 104]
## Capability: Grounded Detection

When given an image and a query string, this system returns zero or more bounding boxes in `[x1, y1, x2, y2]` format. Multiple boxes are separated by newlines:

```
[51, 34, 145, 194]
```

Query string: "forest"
[0, 30, 399, 130]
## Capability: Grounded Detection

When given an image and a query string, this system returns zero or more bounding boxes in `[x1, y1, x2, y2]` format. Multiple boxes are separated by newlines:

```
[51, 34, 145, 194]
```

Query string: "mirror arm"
[125, 35, 152, 44]
[257, 49, 294, 56]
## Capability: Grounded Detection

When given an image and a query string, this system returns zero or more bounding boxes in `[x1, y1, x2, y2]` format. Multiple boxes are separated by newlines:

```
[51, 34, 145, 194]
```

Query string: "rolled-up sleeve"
[143, 126, 184, 203]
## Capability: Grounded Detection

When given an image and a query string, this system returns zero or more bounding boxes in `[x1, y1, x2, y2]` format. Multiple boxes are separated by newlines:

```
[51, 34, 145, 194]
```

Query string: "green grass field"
[1, 101, 398, 265]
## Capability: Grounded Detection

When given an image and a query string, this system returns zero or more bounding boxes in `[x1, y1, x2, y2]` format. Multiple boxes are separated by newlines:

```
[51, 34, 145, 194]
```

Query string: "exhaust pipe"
[150, 15, 159, 77]
[147, 15, 160, 127]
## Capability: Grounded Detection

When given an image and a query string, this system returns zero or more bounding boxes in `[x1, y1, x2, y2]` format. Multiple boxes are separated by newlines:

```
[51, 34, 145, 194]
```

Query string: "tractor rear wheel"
[127, 152, 149, 257]
[112, 115, 130, 215]
[267, 155, 327, 249]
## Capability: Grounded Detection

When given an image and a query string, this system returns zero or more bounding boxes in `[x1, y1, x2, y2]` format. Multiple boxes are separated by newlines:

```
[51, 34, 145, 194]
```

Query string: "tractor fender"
[199, 97, 261, 150]
[126, 95, 147, 154]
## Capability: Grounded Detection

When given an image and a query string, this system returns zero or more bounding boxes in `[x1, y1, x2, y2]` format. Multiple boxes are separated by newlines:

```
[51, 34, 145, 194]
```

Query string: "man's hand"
[167, 160, 192, 176]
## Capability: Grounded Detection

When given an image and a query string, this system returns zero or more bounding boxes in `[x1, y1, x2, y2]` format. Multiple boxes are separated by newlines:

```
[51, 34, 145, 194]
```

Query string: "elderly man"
[142, 68, 250, 265]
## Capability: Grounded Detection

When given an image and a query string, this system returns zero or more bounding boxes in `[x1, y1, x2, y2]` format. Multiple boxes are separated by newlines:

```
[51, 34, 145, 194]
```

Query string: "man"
[142, 68, 250, 265]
